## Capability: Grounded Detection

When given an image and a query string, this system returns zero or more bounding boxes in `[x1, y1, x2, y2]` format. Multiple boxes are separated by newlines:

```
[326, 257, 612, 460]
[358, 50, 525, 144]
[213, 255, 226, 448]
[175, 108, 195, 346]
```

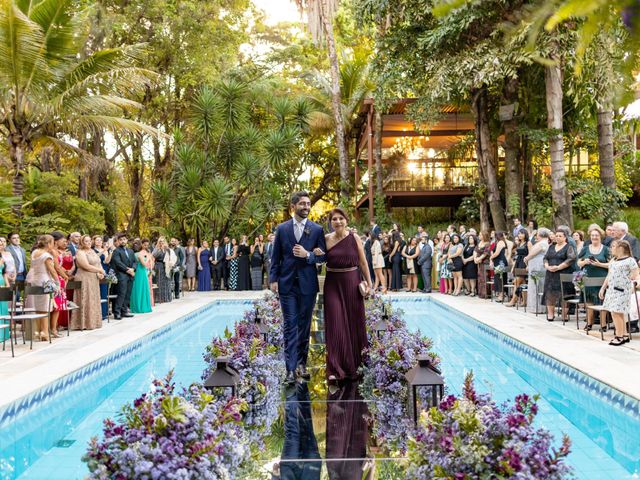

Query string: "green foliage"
[567, 177, 628, 225]
[456, 196, 480, 222]
[527, 185, 554, 227]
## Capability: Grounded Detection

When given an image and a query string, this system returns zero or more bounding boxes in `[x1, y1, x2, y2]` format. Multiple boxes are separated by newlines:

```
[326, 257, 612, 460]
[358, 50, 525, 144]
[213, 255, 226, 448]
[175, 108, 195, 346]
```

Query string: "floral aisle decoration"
[85, 294, 285, 479]
[359, 296, 438, 452]
[572, 269, 587, 293]
[406, 373, 572, 479]
[83, 372, 248, 480]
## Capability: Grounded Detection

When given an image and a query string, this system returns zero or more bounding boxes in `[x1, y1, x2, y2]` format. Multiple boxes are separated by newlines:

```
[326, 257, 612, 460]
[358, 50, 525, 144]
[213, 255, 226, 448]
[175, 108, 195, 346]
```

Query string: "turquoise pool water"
[0, 297, 638, 479]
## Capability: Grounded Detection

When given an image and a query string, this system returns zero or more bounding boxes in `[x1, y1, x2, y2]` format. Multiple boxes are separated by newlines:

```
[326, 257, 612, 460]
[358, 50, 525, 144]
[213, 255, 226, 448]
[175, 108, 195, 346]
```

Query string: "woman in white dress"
[524, 228, 551, 313]
[370, 231, 386, 293]
[600, 240, 639, 346]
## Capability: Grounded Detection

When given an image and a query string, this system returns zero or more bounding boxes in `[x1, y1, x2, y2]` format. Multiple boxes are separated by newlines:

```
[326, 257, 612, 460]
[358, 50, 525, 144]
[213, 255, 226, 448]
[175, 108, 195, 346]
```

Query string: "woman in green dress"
[577, 226, 610, 331]
[0, 254, 10, 340]
[130, 241, 152, 314]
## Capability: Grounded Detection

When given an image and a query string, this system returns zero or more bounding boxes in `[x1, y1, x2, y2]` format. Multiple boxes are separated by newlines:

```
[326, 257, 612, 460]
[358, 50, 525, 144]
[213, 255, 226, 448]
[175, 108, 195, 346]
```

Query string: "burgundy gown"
[324, 233, 368, 380]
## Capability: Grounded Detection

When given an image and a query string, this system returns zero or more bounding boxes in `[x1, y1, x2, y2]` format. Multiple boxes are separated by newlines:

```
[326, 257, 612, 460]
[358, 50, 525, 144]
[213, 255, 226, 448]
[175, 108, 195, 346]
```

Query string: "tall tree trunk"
[9, 135, 26, 216]
[127, 135, 144, 236]
[479, 194, 490, 233]
[41, 146, 54, 172]
[374, 110, 383, 195]
[502, 77, 522, 221]
[545, 58, 573, 228]
[472, 87, 507, 232]
[597, 108, 615, 189]
[320, 0, 350, 202]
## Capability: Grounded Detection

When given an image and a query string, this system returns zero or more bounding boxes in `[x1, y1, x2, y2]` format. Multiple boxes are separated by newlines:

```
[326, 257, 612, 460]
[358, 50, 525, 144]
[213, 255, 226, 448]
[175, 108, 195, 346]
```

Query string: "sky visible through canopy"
[253, 0, 302, 25]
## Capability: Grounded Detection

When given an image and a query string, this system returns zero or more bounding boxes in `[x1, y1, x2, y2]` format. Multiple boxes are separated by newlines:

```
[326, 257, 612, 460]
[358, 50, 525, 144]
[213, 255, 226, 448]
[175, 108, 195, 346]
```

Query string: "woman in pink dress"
[321, 208, 372, 382]
[51, 231, 70, 337]
[141, 239, 155, 306]
[25, 235, 59, 341]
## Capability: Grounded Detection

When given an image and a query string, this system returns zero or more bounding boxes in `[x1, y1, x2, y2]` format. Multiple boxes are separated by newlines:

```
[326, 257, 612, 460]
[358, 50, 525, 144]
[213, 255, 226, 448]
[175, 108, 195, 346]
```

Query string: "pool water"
[0, 297, 638, 479]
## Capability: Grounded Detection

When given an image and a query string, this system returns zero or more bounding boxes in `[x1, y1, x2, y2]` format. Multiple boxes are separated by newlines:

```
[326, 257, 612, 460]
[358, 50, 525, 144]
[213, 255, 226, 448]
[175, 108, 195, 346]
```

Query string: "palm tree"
[0, 0, 157, 214]
[294, 0, 351, 202]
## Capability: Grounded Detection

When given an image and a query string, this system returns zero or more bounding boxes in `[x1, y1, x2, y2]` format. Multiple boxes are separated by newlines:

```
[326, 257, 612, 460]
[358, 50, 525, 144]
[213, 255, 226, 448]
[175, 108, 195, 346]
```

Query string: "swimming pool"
[0, 296, 638, 479]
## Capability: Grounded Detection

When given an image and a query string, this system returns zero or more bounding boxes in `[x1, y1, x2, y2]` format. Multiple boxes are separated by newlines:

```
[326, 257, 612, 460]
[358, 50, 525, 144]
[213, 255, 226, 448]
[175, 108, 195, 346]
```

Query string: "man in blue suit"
[270, 191, 326, 386]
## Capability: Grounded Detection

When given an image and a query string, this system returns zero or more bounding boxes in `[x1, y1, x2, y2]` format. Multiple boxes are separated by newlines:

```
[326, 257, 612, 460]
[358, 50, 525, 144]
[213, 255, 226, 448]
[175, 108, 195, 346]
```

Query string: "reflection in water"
[279, 382, 321, 480]
[326, 381, 369, 480]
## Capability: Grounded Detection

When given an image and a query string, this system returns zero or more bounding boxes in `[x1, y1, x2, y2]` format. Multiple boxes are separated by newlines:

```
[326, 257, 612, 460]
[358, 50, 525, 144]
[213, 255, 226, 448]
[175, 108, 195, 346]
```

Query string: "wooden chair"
[580, 277, 606, 331]
[23, 285, 52, 348]
[0, 288, 15, 357]
[65, 280, 82, 334]
[559, 273, 581, 326]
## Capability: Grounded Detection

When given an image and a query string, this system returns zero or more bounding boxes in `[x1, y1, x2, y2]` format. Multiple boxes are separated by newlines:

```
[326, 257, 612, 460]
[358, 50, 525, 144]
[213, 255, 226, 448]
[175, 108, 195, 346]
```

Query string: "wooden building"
[354, 98, 476, 220]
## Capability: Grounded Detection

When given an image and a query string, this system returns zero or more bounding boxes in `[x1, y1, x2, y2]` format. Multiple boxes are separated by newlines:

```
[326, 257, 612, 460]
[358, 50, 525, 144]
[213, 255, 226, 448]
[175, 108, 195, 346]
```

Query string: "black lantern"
[374, 308, 390, 338]
[204, 357, 240, 397]
[405, 355, 444, 424]
[254, 308, 269, 342]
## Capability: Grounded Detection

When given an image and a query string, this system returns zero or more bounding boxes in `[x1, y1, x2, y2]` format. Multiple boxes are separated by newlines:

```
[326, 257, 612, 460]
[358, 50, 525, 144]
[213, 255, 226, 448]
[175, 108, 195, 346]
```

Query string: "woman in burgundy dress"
[320, 208, 372, 382]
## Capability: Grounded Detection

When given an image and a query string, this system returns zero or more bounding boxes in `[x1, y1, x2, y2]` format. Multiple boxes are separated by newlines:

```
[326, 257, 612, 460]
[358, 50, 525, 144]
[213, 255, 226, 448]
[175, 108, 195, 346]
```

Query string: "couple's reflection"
[277, 381, 368, 480]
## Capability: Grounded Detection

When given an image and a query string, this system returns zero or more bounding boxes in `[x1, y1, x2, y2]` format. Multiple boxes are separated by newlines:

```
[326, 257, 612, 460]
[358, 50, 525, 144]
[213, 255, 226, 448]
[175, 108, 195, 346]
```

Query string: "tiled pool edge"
[392, 295, 640, 422]
[0, 299, 254, 431]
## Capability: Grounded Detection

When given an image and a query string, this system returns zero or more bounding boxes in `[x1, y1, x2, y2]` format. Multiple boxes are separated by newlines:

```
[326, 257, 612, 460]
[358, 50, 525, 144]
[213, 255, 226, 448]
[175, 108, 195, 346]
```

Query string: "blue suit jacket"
[270, 219, 326, 295]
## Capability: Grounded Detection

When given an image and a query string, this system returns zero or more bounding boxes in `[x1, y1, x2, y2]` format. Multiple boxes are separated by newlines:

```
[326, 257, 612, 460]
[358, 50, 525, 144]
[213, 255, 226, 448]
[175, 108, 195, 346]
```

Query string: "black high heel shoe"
[583, 324, 593, 332]
[546, 316, 554, 322]
[609, 336, 626, 346]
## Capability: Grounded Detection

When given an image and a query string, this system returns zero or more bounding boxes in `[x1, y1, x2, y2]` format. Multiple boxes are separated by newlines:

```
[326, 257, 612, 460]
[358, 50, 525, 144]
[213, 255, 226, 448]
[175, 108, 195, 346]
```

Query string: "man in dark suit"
[170, 238, 185, 299]
[222, 236, 232, 290]
[210, 239, 225, 290]
[264, 233, 275, 283]
[67, 232, 81, 257]
[613, 221, 640, 260]
[270, 191, 326, 385]
[111, 233, 136, 319]
[369, 219, 381, 239]
[417, 234, 433, 293]
[363, 230, 374, 280]
[7, 232, 27, 300]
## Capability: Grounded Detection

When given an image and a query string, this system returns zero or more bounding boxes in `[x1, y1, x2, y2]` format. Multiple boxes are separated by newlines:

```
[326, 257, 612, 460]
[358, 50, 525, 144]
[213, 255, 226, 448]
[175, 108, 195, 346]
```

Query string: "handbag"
[358, 281, 369, 298]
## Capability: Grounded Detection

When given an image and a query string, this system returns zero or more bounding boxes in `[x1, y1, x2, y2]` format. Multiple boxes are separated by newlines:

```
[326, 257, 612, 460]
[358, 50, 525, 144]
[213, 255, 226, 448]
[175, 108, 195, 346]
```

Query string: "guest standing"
[322, 208, 371, 381]
[389, 231, 403, 291]
[263, 233, 274, 284]
[130, 240, 153, 314]
[153, 237, 174, 303]
[462, 235, 478, 296]
[228, 238, 239, 291]
[417, 235, 433, 293]
[0, 237, 16, 286]
[111, 234, 136, 319]
[210, 239, 225, 290]
[7, 232, 27, 297]
[505, 230, 529, 307]
[71, 235, 105, 330]
[171, 238, 185, 299]
[197, 241, 212, 292]
[50, 232, 70, 336]
[473, 230, 491, 298]
[184, 239, 197, 292]
[25, 235, 59, 341]
[381, 234, 392, 290]
[448, 234, 464, 296]
[222, 236, 233, 290]
[578, 227, 610, 330]
[572, 231, 585, 257]
[93, 235, 112, 320]
[371, 231, 386, 293]
[600, 240, 639, 345]
[438, 234, 452, 294]
[237, 235, 251, 290]
[542, 229, 576, 322]
[140, 239, 155, 306]
[402, 237, 420, 292]
[0, 247, 9, 340]
[490, 232, 509, 302]
[524, 228, 550, 314]
[250, 237, 264, 290]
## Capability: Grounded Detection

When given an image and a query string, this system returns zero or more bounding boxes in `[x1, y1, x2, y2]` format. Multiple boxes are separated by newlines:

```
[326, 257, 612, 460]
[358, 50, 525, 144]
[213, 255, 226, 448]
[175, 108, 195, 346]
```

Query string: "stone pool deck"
[1, 290, 639, 410]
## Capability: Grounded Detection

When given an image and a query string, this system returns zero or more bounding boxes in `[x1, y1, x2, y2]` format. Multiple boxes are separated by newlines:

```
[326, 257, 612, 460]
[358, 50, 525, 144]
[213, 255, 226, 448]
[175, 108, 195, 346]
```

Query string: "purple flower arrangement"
[572, 269, 586, 291]
[83, 372, 248, 479]
[406, 373, 573, 479]
[359, 296, 438, 452]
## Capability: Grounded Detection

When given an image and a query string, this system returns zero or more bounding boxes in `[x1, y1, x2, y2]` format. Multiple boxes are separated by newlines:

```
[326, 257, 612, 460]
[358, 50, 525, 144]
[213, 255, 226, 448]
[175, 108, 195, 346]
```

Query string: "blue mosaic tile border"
[391, 295, 640, 422]
[0, 299, 254, 430]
